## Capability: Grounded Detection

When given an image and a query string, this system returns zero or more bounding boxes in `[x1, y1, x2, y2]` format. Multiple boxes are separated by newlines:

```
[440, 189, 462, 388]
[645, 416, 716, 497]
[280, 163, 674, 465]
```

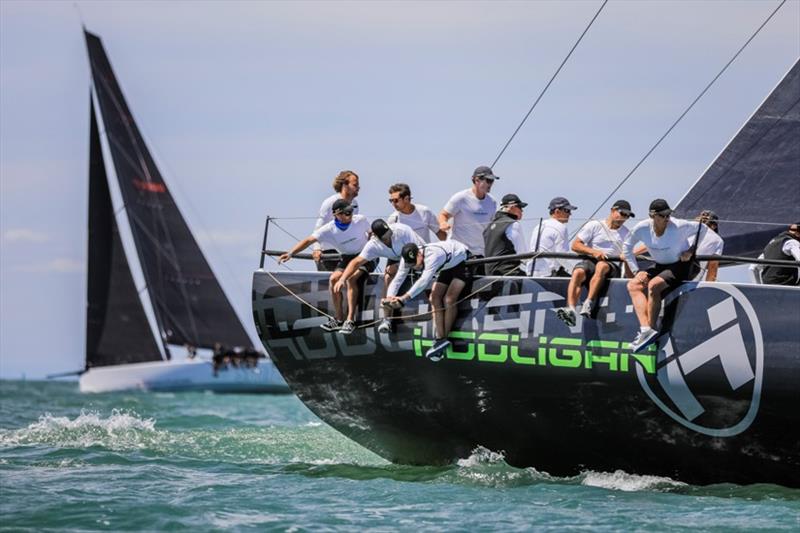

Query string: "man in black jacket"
[482, 194, 528, 276]
[761, 223, 800, 286]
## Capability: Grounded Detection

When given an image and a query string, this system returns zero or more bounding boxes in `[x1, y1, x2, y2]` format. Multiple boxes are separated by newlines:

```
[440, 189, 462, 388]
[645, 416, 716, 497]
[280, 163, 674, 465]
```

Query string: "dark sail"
[674, 59, 800, 257]
[86, 98, 162, 368]
[84, 31, 251, 349]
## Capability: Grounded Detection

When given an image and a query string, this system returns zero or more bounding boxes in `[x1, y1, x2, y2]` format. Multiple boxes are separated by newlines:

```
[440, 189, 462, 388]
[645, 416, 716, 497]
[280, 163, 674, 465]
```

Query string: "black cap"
[473, 165, 499, 180]
[649, 198, 672, 216]
[611, 199, 635, 217]
[371, 219, 392, 240]
[548, 197, 577, 211]
[332, 199, 353, 215]
[401, 243, 419, 264]
[501, 193, 528, 208]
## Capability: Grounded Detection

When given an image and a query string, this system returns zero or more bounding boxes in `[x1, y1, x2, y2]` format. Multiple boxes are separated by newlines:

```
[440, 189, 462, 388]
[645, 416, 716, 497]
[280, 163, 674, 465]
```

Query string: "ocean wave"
[579, 469, 686, 492]
[0, 409, 158, 450]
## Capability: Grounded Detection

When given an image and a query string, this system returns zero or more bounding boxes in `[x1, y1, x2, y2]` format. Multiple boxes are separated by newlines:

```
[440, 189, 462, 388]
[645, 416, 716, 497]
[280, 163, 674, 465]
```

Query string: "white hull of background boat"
[79, 359, 289, 394]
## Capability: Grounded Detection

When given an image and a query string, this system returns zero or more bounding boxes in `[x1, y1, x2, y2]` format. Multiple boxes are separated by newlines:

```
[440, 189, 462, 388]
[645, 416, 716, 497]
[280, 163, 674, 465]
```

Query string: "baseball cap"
[501, 193, 528, 208]
[649, 199, 672, 215]
[332, 199, 353, 215]
[371, 219, 392, 240]
[548, 197, 577, 211]
[401, 243, 419, 264]
[611, 199, 635, 217]
[473, 165, 500, 180]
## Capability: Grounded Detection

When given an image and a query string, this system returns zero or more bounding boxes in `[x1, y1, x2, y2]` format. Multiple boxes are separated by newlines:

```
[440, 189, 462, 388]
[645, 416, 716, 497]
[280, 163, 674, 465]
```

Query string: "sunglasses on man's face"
[478, 176, 495, 184]
[388, 196, 407, 204]
[653, 213, 670, 219]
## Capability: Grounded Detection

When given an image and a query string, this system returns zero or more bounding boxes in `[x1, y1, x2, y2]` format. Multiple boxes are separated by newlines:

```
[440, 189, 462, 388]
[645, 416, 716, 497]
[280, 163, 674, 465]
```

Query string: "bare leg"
[429, 282, 448, 339]
[443, 279, 466, 338]
[382, 263, 398, 299]
[627, 277, 649, 328]
[647, 277, 668, 330]
[587, 262, 611, 301]
[567, 269, 586, 307]
[330, 271, 344, 321]
[346, 269, 364, 322]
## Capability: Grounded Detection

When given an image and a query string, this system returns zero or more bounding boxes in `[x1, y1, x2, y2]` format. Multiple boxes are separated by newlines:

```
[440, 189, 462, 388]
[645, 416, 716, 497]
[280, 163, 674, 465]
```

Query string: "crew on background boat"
[438, 165, 498, 274]
[312, 170, 361, 271]
[623, 199, 701, 352]
[334, 219, 425, 333]
[383, 240, 470, 361]
[482, 193, 528, 276]
[760, 222, 800, 286]
[557, 200, 633, 326]
[527, 197, 577, 277]
[691, 210, 724, 282]
[279, 199, 373, 334]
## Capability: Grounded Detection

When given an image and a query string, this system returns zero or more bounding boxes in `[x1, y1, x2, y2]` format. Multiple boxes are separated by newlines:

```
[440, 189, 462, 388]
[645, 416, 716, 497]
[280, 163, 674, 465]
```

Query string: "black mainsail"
[84, 30, 251, 354]
[674, 59, 800, 257]
[86, 100, 162, 368]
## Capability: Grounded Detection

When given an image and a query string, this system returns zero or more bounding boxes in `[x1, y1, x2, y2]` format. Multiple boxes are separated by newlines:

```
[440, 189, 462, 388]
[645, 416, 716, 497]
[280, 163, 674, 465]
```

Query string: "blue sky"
[1, 0, 798, 379]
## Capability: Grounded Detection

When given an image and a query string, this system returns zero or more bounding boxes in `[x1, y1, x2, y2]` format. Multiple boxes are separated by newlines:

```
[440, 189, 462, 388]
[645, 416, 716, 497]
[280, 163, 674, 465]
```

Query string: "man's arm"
[622, 230, 642, 274]
[438, 209, 453, 234]
[571, 237, 606, 260]
[334, 256, 368, 292]
[385, 260, 411, 298]
[705, 261, 719, 282]
[278, 235, 318, 263]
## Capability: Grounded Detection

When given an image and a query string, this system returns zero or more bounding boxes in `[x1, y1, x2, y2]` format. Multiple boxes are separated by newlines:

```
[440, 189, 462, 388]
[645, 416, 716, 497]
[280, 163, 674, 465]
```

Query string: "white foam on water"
[581, 469, 686, 492]
[456, 446, 506, 467]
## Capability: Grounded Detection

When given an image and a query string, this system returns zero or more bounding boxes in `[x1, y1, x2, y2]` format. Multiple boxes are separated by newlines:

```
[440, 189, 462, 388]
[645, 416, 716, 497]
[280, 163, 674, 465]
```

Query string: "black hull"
[252, 272, 800, 486]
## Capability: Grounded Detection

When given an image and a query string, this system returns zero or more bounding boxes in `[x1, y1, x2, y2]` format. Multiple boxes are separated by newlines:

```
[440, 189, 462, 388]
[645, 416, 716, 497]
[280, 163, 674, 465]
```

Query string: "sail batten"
[674, 59, 800, 257]
[84, 30, 253, 352]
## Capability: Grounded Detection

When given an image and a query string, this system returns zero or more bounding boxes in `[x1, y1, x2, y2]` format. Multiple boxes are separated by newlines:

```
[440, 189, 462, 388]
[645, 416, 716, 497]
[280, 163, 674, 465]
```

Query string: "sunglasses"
[477, 176, 495, 183]
[336, 210, 354, 216]
[388, 196, 408, 204]
[557, 208, 572, 214]
[653, 213, 670, 219]
[618, 212, 631, 218]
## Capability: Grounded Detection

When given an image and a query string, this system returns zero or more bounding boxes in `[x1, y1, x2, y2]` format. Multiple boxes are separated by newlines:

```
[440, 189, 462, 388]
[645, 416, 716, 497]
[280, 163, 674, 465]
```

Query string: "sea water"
[1, 380, 797, 531]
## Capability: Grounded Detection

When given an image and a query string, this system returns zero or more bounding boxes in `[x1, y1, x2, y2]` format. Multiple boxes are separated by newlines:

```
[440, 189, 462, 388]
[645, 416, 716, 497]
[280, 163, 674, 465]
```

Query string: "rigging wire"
[490, 0, 608, 169]
[576, 0, 788, 237]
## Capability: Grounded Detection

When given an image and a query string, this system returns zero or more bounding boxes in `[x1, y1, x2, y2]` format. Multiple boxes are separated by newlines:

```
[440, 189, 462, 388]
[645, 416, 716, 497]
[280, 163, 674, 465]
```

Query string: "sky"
[1, 0, 798, 379]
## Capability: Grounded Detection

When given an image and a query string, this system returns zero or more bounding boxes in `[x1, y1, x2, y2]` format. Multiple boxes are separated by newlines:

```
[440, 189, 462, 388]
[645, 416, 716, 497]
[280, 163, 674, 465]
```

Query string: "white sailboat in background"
[79, 30, 288, 394]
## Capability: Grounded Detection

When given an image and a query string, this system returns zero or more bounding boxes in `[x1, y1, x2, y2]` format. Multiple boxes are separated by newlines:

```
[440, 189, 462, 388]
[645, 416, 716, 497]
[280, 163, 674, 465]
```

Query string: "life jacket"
[761, 231, 800, 286]
[482, 211, 521, 276]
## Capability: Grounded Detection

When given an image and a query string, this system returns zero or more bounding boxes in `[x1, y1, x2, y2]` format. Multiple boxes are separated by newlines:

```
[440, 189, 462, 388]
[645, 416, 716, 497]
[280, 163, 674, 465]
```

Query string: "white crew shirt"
[442, 189, 496, 255]
[504, 220, 528, 272]
[358, 222, 425, 262]
[576, 220, 630, 256]
[312, 193, 360, 250]
[311, 214, 370, 255]
[388, 240, 469, 299]
[623, 218, 699, 274]
[689, 228, 724, 281]
[526, 218, 573, 276]
[387, 204, 440, 243]
[782, 238, 800, 261]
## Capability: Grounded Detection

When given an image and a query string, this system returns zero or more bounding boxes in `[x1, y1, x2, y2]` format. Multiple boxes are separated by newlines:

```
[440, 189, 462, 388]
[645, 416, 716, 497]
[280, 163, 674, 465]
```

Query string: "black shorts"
[435, 261, 468, 285]
[573, 259, 621, 284]
[645, 261, 696, 288]
[316, 249, 339, 272]
[335, 255, 377, 274]
[466, 252, 485, 276]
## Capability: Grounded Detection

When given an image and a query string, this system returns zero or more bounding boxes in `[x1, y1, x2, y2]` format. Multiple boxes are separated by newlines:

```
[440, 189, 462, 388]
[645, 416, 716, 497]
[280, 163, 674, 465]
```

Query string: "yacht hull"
[79, 358, 290, 394]
[252, 271, 800, 486]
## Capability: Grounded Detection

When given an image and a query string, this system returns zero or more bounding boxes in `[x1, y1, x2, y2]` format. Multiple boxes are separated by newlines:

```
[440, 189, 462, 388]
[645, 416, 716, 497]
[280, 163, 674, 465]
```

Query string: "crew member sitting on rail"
[279, 199, 373, 335]
[557, 200, 634, 326]
[690, 210, 724, 282]
[482, 193, 528, 276]
[334, 219, 425, 333]
[623, 199, 701, 352]
[312, 170, 361, 272]
[527, 197, 577, 277]
[438, 165, 498, 274]
[760, 222, 800, 286]
[383, 240, 469, 361]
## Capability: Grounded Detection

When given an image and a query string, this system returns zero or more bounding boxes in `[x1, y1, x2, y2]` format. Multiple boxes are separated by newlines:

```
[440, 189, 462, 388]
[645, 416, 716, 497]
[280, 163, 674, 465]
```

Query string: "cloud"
[13, 258, 85, 273]
[2, 228, 49, 243]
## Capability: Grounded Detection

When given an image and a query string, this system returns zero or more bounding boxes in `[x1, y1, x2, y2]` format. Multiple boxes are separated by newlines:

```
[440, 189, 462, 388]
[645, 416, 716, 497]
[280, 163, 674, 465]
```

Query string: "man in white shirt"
[527, 197, 577, 277]
[279, 200, 373, 335]
[482, 194, 528, 276]
[438, 165, 498, 271]
[556, 200, 634, 326]
[690, 210, 724, 282]
[333, 219, 425, 332]
[312, 170, 361, 271]
[761, 222, 800, 286]
[623, 199, 700, 352]
[382, 240, 469, 362]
